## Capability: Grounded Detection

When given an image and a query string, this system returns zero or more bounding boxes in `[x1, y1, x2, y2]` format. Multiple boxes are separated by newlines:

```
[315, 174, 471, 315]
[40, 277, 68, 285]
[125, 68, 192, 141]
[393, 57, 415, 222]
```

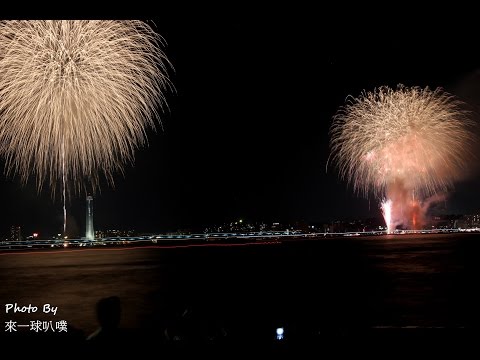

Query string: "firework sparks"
[381, 198, 393, 234]
[0, 20, 172, 196]
[330, 85, 476, 230]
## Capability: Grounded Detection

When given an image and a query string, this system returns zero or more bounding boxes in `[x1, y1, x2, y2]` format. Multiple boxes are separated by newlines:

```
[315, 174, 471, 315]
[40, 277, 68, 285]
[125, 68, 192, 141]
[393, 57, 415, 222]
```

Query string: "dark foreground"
[1, 233, 480, 354]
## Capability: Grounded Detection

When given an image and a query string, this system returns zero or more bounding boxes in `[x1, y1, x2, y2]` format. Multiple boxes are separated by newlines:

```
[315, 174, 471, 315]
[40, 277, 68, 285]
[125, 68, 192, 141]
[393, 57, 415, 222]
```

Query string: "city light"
[276, 327, 284, 340]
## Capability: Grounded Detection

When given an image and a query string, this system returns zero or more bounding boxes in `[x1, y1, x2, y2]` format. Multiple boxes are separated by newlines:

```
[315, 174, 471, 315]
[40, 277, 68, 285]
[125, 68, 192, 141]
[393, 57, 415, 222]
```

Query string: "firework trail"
[330, 85, 476, 231]
[0, 20, 172, 233]
[381, 198, 393, 234]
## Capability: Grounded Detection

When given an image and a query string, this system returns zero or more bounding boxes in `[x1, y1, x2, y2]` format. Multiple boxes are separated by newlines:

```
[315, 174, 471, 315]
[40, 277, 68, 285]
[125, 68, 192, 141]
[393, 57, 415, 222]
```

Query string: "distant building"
[96, 229, 136, 239]
[10, 225, 22, 241]
[463, 214, 480, 228]
[429, 214, 461, 229]
[455, 214, 480, 229]
[86, 196, 94, 240]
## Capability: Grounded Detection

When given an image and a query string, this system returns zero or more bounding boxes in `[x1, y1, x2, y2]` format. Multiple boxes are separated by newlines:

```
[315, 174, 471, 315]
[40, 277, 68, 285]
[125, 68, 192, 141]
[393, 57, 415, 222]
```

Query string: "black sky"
[1, 7, 480, 236]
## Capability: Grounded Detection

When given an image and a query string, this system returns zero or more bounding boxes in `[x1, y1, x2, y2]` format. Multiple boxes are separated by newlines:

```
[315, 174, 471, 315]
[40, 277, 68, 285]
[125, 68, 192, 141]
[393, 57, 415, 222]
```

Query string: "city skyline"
[1, 10, 480, 237]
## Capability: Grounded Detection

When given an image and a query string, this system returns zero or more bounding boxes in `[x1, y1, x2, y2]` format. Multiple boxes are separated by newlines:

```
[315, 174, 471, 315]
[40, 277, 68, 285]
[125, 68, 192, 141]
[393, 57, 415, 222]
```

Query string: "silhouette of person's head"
[96, 296, 121, 331]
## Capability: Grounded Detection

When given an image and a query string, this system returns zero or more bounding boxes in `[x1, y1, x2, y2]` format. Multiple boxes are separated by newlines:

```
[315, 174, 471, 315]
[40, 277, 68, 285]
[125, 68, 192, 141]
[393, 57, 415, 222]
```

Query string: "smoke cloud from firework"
[330, 85, 476, 231]
[0, 20, 172, 196]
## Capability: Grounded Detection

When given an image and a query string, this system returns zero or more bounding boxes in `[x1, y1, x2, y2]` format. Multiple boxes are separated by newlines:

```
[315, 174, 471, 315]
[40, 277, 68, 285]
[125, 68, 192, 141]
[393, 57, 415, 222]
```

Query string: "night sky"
[1, 7, 480, 237]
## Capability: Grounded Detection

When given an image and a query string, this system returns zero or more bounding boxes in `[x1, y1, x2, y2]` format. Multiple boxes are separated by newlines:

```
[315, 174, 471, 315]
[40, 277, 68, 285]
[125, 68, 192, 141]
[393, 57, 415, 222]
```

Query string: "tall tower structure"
[86, 196, 94, 240]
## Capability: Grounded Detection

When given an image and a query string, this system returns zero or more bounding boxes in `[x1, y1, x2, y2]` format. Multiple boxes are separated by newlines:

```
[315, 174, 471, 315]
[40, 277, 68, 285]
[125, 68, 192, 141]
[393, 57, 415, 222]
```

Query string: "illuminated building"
[10, 225, 22, 241]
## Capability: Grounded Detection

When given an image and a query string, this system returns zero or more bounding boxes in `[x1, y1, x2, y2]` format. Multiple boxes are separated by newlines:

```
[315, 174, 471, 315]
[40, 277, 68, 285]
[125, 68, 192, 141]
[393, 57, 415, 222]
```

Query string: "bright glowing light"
[276, 327, 284, 340]
[330, 85, 476, 230]
[0, 20, 172, 195]
[381, 199, 393, 234]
